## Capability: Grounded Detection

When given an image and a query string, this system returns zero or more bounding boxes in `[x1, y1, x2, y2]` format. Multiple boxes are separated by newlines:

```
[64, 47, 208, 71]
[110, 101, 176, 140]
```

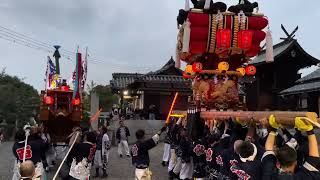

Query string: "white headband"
[240, 143, 257, 162]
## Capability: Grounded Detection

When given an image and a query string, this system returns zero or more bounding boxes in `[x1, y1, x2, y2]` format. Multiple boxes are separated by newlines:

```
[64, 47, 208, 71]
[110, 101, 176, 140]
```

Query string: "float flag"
[73, 52, 82, 99]
[45, 56, 56, 89]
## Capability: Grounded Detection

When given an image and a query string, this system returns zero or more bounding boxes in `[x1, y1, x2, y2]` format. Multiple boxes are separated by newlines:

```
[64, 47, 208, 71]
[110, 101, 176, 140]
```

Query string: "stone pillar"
[90, 92, 99, 131]
[140, 91, 144, 109]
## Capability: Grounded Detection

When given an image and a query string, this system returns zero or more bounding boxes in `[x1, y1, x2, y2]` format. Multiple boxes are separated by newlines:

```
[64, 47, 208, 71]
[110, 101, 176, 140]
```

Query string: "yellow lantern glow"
[185, 65, 194, 75]
[218, 61, 229, 72]
[236, 67, 246, 76]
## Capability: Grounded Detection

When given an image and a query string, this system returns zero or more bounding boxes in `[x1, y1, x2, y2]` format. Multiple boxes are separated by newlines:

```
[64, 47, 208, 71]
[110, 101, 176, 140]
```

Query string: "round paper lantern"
[182, 72, 191, 79]
[236, 67, 246, 76]
[185, 65, 194, 75]
[192, 62, 203, 72]
[44, 96, 54, 105]
[218, 61, 229, 72]
[72, 98, 81, 106]
[245, 65, 257, 76]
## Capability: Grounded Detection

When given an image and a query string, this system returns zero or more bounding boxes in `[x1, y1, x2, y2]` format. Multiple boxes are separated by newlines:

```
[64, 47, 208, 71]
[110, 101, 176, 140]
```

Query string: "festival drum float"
[175, 0, 319, 139]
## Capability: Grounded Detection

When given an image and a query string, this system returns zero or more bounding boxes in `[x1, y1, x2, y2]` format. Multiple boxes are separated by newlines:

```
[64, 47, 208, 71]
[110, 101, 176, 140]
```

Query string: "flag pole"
[44, 57, 49, 91]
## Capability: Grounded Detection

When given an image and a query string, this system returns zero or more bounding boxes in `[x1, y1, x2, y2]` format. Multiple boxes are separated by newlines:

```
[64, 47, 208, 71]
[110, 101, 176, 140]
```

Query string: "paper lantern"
[182, 72, 191, 79]
[72, 98, 81, 106]
[245, 65, 257, 76]
[61, 86, 70, 91]
[238, 30, 253, 50]
[185, 65, 194, 75]
[236, 67, 246, 76]
[216, 29, 231, 49]
[218, 61, 229, 72]
[44, 96, 54, 105]
[192, 62, 203, 72]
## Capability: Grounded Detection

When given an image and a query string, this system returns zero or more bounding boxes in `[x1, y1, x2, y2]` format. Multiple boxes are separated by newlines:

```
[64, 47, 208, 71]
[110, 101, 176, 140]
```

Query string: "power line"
[0, 25, 75, 56]
[0, 25, 155, 71]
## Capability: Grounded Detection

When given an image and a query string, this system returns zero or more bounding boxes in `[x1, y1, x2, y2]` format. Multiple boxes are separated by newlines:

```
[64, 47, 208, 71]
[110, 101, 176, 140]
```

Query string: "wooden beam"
[200, 111, 320, 128]
[200, 70, 243, 76]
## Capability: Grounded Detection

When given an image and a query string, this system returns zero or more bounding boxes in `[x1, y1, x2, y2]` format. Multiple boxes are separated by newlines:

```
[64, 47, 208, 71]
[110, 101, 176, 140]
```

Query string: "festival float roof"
[280, 68, 320, 95]
[250, 39, 320, 66]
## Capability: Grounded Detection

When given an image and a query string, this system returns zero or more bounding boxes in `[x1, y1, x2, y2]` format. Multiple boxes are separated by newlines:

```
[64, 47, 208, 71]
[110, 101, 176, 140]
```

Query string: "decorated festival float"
[39, 46, 87, 143]
[175, 0, 320, 138]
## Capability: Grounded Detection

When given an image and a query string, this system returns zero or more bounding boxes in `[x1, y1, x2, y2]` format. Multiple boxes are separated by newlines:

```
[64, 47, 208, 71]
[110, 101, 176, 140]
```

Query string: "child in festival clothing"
[19, 160, 35, 180]
[12, 128, 47, 180]
[262, 117, 320, 179]
[131, 127, 166, 180]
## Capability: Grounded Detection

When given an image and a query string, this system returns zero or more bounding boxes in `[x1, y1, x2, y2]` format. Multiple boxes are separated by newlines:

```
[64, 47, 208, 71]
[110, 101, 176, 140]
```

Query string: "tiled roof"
[250, 39, 319, 66]
[250, 40, 294, 65]
[147, 57, 183, 75]
[280, 67, 320, 95]
[110, 73, 143, 90]
[280, 81, 320, 95]
[136, 75, 190, 83]
[296, 68, 320, 83]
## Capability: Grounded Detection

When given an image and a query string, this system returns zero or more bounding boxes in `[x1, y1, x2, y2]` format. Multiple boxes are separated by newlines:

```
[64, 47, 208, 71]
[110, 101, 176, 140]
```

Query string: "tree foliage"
[0, 69, 39, 128]
[94, 85, 119, 112]
[85, 81, 118, 112]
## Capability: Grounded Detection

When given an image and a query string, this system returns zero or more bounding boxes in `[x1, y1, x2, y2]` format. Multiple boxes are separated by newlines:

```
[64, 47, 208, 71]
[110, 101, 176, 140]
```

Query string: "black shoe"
[169, 171, 175, 180]
[95, 168, 100, 178]
[102, 170, 108, 178]
[120, 154, 123, 158]
[162, 161, 166, 167]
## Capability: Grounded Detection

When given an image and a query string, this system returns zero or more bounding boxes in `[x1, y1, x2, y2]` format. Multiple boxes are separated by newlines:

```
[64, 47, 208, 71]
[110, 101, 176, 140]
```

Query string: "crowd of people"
[11, 120, 136, 180]
[160, 116, 320, 180]
[10, 115, 320, 180]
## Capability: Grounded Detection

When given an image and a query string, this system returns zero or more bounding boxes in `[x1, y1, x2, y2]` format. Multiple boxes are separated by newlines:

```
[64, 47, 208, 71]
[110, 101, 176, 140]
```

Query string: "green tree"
[94, 85, 119, 112]
[85, 81, 118, 112]
[0, 69, 39, 128]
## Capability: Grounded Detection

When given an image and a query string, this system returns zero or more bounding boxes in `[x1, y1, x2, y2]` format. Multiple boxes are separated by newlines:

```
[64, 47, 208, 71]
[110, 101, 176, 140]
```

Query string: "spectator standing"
[0, 130, 4, 143]
[116, 120, 130, 157]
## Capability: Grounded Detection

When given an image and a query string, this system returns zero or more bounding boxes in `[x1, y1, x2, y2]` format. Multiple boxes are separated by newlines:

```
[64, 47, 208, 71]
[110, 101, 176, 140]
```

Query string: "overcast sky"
[0, 0, 319, 91]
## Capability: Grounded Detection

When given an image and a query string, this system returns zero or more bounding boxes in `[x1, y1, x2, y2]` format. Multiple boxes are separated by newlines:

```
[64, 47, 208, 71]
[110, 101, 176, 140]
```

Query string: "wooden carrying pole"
[200, 111, 320, 128]
[52, 132, 80, 180]
[165, 92, 179, 124]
